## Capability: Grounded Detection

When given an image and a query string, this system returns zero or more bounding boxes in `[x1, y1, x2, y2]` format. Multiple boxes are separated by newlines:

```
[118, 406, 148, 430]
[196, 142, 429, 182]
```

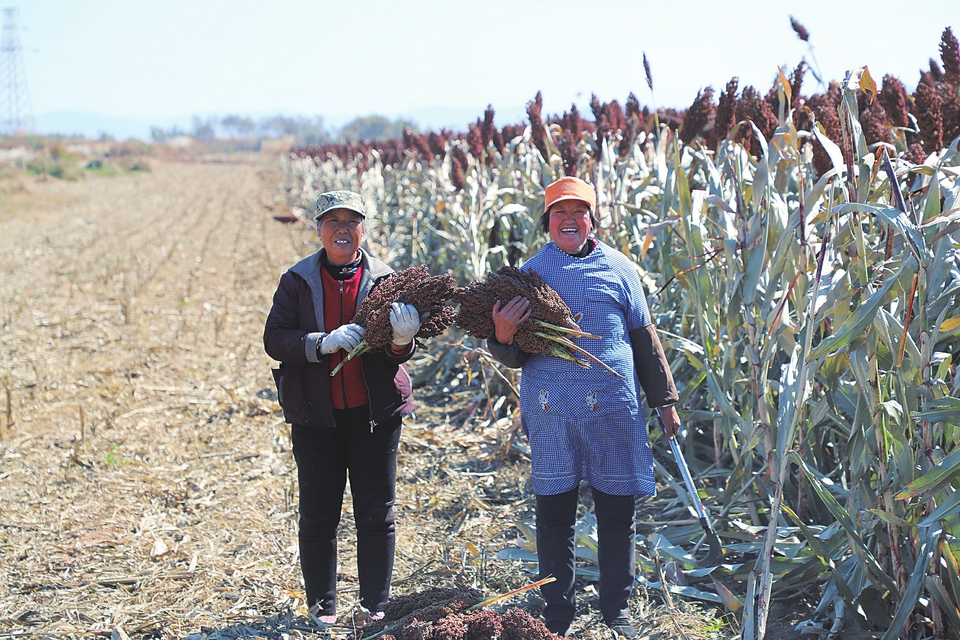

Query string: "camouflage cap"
[315, 190, 367, 221]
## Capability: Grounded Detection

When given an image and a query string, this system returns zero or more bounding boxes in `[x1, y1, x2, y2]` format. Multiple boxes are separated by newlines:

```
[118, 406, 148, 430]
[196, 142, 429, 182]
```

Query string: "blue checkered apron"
[519, 241, 656, 496]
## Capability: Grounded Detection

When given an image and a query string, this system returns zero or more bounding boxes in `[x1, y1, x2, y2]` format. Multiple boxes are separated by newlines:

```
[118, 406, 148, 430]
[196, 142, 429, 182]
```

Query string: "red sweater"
[321, 266, 370, 409]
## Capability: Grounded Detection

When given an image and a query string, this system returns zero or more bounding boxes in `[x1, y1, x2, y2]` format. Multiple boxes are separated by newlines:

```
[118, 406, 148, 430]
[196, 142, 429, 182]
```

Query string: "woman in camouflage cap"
[263, 190, 422, 624]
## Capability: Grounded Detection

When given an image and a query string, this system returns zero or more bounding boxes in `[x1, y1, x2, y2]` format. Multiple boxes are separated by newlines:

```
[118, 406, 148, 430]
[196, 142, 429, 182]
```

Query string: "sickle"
[658, 410, 722, 567]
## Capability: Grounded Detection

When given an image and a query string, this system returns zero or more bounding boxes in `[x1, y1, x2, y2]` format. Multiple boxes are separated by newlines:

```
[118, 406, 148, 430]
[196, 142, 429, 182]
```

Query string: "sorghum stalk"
[533, 331, 622, 377]
[531, 318, 600, 339]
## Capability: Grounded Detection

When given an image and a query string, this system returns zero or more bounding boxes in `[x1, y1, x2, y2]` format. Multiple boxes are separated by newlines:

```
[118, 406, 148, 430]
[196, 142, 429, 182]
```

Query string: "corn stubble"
[454, 266, 621, 377]
[330, 266, 458, 376]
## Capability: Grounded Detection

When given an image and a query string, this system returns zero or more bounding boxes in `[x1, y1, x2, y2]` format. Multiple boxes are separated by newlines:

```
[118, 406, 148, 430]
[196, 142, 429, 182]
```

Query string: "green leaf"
[650, 532, 705, 569]
[833, 202, 928, 266]
[868, 509, 916, 529]
[896, 447, 960, 500]
[776, 345, 808, 455]
[940, 541, 960, 613]
[740, 223, 768, 307]
[635, 573, 724, 604]
[881, 524, 941, 640]
[514, 521, 536, 547]
[922, 167, 942, 224]
[494, 548, 538, 562]
[803, 167, 841, 216]
[807, 262, 905, 361]
[705, 369, 742, 423]
[925, 575, 960, 631]
[741, 570, 757, 640]
[921, 493, 960, 531]
[879, 309, 922, 368]
[912, 396, 960, 425]
[790, 452, 900, 598]
[780, 505, 863, 616]
[812, 122, 845, 174]
[781, 505, 829, 558]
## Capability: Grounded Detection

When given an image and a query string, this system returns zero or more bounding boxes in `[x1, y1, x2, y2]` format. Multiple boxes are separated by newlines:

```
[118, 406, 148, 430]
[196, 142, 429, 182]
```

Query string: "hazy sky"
[10, 0, 957, 128]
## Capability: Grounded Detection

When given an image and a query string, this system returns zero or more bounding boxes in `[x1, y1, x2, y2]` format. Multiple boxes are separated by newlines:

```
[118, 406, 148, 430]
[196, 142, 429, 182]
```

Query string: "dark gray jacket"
[263, 247, 414, 428]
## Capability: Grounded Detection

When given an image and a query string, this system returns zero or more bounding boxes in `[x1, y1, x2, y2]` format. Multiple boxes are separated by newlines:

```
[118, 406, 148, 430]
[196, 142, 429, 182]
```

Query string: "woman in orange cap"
[487, 176, 680, 638]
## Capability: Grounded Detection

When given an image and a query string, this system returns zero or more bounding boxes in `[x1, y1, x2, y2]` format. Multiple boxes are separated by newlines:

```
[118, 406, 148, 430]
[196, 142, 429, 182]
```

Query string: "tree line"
[149, 114, 416, 146]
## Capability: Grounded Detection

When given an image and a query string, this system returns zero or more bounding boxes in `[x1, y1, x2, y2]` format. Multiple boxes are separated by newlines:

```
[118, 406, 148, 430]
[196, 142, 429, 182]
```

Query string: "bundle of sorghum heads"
[454, 267, 573, 354]
[498, 266, 577, 327]
[454, 265, 577, 341]
[358, 265, 458, 349]
[452, 279, 501, 339]
[454, 266, 621, 376]
[330, 266, 457, 376]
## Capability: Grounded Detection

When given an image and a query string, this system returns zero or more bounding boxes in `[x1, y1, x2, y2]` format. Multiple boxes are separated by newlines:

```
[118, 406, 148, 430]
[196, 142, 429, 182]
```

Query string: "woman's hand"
[321, 323, 365, 354]
[492, 296, 532, 345]
[658, 405, 681, 439]
[389, 302, 421, 346]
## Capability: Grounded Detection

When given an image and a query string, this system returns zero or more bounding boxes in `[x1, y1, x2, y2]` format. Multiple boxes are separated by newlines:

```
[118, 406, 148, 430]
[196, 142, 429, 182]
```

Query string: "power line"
[1, 7, 34, 135]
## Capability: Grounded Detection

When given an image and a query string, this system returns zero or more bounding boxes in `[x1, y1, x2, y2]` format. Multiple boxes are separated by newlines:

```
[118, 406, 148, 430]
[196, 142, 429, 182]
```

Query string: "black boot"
[605, 616, 637, 638]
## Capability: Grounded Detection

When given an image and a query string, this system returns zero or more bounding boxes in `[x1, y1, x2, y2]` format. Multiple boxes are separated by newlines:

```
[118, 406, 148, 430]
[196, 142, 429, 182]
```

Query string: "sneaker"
[546, 621, 570, 637]
[307, 602, 336, 627]
[605, 617, 637, 638]
[310, 613, 337, 627]
[353, 608, 385, 627]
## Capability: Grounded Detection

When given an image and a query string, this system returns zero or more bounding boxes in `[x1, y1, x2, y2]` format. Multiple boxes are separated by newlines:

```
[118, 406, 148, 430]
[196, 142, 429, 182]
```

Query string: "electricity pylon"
[1, 7, 33, 135]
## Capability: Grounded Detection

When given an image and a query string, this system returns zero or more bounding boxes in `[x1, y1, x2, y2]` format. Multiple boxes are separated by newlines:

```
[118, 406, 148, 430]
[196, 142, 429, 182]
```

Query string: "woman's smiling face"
[318, 209, 364, 265]
[548, 199, 593, 254]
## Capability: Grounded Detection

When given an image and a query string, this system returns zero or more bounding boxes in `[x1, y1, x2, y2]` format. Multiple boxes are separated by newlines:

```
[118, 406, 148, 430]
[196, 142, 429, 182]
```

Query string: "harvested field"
[0, 159, 736, 639]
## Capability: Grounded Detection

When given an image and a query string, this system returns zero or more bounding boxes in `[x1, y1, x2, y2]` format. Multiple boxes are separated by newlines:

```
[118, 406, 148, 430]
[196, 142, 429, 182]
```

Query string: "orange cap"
[544, 176, 596, 211]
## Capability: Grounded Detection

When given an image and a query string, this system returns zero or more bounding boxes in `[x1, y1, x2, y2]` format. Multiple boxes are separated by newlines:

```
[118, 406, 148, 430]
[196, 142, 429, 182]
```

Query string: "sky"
[7, 0, 957, 138]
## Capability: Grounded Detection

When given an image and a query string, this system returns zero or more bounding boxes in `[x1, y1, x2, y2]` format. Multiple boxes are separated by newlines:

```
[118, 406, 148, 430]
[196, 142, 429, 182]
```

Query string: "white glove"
[320, 323, 365, 354]
[390, 302, 421, 346]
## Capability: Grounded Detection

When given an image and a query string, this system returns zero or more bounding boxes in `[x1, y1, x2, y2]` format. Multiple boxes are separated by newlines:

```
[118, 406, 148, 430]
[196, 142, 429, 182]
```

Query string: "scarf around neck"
[321, 252, 362, 280]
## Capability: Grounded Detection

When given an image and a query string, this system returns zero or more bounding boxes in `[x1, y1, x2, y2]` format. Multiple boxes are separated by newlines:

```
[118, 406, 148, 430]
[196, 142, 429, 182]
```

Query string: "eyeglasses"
[321, 217, 362, 230]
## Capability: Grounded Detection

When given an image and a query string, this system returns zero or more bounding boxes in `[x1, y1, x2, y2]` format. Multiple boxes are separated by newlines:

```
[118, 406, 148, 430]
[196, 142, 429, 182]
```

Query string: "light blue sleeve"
[610, 248, 652, 331]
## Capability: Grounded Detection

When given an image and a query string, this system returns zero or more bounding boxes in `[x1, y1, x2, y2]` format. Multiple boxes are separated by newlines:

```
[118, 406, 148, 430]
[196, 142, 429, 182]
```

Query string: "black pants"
[292, 407, 402, 616]
[536, 486, 636, 630]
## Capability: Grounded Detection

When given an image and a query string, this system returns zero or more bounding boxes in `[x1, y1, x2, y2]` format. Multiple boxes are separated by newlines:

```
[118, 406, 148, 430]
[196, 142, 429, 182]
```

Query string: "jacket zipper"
[354, 269, 379, 433]
[338, 280, 348, 404]
[337, 275, 376, 433]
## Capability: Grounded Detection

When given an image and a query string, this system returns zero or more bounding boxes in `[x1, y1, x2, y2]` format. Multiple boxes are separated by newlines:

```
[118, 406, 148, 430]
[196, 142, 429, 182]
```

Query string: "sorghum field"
[0, 158, 733, 640]
[3, 22, 960, 640]
[274, 26, 960, 640]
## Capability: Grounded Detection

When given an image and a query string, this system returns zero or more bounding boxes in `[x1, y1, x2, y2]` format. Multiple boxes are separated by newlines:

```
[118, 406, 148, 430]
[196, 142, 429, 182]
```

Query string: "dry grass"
[0, 160, 736, 639]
